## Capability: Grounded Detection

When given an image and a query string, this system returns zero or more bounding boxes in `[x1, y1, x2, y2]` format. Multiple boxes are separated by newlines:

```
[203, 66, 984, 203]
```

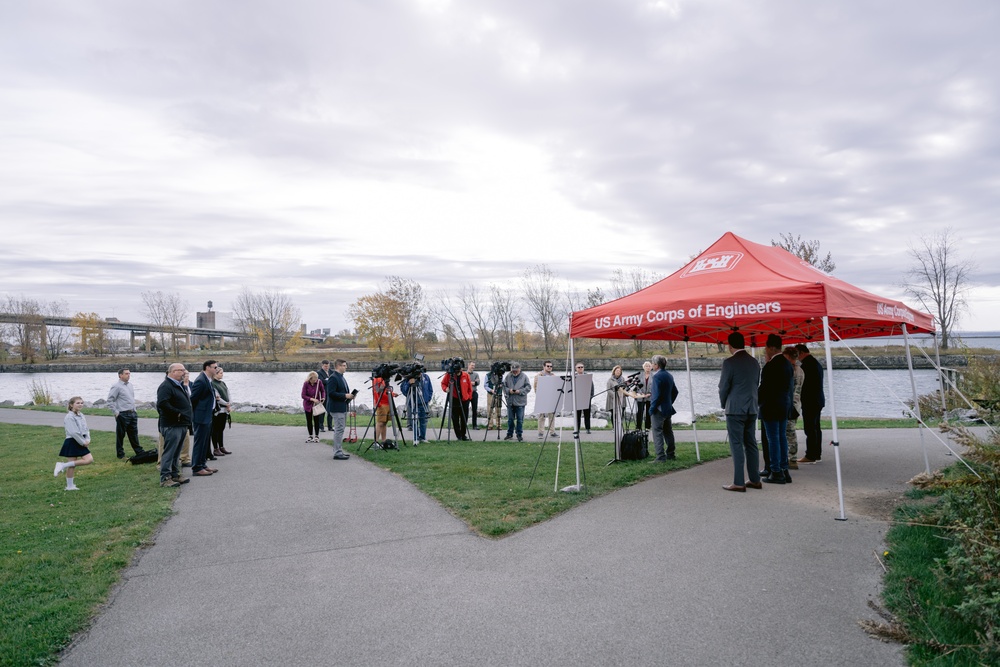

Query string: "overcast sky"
[3, 0, 999, 336]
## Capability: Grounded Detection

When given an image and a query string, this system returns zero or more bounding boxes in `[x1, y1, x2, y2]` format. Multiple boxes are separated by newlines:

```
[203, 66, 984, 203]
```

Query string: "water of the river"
[0, 368, 942, 419]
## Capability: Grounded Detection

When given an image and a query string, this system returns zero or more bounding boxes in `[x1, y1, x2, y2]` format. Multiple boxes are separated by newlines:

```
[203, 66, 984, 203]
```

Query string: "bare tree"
[904, 228, 975, 349]
[43, 300, 73, 360]
[384, 276, 430, 358]
[490, 284, 520, 354]
[611, 268, 662, 355]
[772, 233, 836, 273]
[523, 264, 565, 353]
[463, 285, 500, 360]
[142, 290, 189, 357]
[3, 295, 44, 362]
[586, 286, 609, 354]
[233, 288, 303, 361]
[434, 287, 479, 358]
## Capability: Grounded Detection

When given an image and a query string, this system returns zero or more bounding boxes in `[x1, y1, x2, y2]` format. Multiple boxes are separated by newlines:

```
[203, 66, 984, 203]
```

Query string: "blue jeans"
[507, 405, 525, 437]
[762, 419, 789, 473]
[409, 409, 428, 441]
[725, 413, 760, 487]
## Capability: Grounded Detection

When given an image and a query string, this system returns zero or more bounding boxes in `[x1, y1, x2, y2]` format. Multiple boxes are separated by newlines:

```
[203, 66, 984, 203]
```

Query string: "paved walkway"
[4, 408, 958, 666]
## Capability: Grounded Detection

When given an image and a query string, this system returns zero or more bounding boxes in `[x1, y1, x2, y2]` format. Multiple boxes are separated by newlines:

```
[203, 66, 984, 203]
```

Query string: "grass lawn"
[0, 423, 174, 666]
[356, 436, 731, 537]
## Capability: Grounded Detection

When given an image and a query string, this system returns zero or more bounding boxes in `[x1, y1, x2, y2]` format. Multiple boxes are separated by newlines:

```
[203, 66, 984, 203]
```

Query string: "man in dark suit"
[317, 359, 335, 432]
[796, 344, 826, 463]
[759, 334, 794, 484]
[189, 359, 219, 477]
[649, 354, 679, 462]
[156, 363, 193, 488]
[718, 332, 762, 492]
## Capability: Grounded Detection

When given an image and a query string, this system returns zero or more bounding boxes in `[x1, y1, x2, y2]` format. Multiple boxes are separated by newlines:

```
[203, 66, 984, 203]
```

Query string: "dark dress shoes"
[220, 447, 233, 455]
[722, 484, 746, 492]
[763, 475, 785, 484]
[745, 480, 763, 489]
[783, 470, 793, 483]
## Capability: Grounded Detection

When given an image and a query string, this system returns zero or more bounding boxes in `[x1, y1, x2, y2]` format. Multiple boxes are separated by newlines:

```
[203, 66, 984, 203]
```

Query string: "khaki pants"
[158, 431, 191, 465]
[537, 413, 555, 433]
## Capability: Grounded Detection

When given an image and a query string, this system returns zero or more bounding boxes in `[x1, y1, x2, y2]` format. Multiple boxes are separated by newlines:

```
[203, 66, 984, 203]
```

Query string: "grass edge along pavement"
[866, 424, 1000, 666]
[0, 424, 174, 667]
[355, 437, 731, 537]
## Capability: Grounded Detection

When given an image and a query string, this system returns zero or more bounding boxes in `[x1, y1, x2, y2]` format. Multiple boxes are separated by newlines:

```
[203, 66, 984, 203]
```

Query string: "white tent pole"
[903, 324, 931, 474]
[822, 317, 847, 521]
[683, 340, 700, 461]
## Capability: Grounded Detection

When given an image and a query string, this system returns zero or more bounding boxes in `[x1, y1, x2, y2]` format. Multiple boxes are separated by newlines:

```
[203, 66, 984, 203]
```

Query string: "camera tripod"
[357, 377, 409, 453]
[437, 367, 470, 442]
[482, 372, 508, 441]
[401, 374, 431, 445]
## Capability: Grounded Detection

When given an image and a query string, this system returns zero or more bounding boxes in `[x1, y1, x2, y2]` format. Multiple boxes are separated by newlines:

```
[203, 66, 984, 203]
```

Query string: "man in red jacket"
[441, 365, 473, 441]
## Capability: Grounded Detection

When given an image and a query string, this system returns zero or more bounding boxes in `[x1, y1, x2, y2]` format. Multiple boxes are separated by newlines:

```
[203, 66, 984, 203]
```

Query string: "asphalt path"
[4, 407, 962, 666]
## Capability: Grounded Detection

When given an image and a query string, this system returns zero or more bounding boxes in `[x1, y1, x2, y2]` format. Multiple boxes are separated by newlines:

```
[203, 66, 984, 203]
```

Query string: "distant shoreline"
[0, 354, 987, 373]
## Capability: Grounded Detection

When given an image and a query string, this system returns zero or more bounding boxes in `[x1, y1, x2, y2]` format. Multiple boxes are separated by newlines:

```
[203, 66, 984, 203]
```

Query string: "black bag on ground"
[620, 430, 649, 460]
[128, 449, 158, 465]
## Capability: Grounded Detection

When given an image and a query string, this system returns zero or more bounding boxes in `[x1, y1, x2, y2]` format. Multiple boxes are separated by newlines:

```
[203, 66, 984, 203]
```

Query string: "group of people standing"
[155, 360, 234, 487]
[54, 363, 236, 490]
[719, 332, 825, 492]
[301, 359, 355, 460]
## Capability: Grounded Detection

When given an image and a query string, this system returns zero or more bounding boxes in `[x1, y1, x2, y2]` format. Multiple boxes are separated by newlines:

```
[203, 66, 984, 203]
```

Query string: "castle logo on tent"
[681, 252, 744, 277]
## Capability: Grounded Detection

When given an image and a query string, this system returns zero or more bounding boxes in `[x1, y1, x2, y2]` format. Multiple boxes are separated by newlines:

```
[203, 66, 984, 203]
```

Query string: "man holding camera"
[441, 361, 473, 441]
[328, 359, 356, 460]
[503, 362, 531, 442]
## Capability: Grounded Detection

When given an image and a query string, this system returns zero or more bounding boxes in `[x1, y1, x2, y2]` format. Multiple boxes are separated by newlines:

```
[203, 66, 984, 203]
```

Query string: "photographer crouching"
[440, 357, 473, 441]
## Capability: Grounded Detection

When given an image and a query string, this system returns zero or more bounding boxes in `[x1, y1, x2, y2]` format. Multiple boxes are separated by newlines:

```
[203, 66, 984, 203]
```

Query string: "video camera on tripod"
[489, 360, 511, 378]
[372, 362, 401, 381]
[441, 357, 465, 374]
[372, 362, 427, 383]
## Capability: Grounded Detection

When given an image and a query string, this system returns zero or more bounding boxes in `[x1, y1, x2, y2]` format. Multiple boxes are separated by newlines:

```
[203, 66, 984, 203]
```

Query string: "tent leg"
[823, 317, 847, 521]
[684, 341, 700, 461]
[903, 325, 931, 474]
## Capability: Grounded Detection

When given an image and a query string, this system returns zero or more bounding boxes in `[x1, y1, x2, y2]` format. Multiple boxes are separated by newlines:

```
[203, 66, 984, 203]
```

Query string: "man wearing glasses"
[533, 361, 556, 437]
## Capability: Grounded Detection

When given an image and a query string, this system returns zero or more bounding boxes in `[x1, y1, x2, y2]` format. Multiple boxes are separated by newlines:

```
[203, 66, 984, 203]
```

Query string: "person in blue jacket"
[401, 370, 434, 445]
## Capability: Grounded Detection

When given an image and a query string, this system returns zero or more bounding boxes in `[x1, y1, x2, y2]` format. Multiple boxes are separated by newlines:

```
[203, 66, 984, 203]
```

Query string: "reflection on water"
[0, 368, 941, 419]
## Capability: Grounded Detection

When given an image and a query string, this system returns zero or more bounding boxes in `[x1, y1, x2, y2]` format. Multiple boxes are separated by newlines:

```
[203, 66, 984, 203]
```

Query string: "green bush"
[879, 425, 1000, 664]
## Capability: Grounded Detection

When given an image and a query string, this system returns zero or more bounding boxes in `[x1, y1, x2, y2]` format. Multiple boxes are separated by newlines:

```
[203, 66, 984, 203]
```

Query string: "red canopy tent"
[565, 232, 935, 518]
[570, 232, 933, 343]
